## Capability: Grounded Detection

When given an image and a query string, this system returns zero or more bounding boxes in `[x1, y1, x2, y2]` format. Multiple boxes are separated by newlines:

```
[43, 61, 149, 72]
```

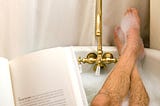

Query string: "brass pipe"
[96, 0, 102, 36]
[96, 0, 103, 65]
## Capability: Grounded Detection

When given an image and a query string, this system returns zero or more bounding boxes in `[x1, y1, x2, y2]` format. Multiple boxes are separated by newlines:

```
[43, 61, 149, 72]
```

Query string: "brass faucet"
[78, 0, 118, 71]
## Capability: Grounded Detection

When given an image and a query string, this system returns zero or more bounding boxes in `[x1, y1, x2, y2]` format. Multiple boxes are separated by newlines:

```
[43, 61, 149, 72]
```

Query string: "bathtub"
[73, 46, 160, 106]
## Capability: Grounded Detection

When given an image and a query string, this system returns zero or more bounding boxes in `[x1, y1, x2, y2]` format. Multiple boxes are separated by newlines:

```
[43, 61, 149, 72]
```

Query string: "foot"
[121, 8, 140, 35]
[114, 26, 125, 55]
[115, 8, 144, 59]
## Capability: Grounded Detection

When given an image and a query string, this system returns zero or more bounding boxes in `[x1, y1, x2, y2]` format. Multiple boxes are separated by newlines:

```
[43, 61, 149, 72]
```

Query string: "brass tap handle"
[102, 58, 117, 64]
[78, 57, 96, 64]
[102, 52, 118, 64]
[78, 53, 97, 64]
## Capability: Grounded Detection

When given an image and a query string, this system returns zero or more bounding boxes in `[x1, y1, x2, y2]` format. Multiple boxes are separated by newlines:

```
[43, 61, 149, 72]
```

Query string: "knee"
[91, 94, 110, 106]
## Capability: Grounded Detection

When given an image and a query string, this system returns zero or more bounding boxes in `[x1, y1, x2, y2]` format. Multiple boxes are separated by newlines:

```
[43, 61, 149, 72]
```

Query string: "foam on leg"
[120, 8, 140, 35]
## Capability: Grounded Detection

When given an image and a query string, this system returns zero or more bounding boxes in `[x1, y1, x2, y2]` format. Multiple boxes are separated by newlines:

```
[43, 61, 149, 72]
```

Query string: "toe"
[131, 8, 138, 15]
[125, 8, 130, 15]
[130, 8, 140, 23]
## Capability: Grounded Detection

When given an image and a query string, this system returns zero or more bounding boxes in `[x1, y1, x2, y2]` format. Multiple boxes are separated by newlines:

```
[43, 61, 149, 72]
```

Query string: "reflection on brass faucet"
[78, 0, 118, 71]
[78, 52, 117, 70]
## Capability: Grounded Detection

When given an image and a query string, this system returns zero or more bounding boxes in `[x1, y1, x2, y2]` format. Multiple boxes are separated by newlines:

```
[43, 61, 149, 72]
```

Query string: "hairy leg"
[91, 15, 143, 106]
[91, 8, 148, 106]
[115, 8, 149, 106]
[129, 67, 149, 106]
[115, 27, 149, 106]
[91, 42, 137, 106]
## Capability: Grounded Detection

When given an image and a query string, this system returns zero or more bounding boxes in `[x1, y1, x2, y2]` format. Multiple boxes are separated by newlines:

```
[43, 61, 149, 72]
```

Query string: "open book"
[0, 47, 88, 106]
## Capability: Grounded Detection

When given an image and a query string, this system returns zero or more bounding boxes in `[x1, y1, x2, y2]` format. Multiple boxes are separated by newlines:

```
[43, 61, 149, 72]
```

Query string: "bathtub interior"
[73, 46, 160, 105]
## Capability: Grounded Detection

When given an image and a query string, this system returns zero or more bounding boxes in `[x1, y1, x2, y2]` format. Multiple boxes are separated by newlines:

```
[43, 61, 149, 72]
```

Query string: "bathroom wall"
[0, 0, 150, 59]
[150, 0, 160, 50]
[102, 0, 150, 48]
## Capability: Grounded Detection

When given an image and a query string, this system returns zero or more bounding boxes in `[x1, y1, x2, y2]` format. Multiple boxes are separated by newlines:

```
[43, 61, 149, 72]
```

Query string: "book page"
[0, 57, 15, 106]
[9, 47, 86, 106]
